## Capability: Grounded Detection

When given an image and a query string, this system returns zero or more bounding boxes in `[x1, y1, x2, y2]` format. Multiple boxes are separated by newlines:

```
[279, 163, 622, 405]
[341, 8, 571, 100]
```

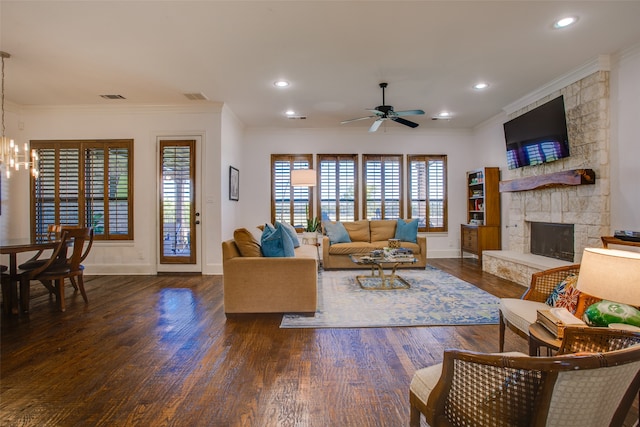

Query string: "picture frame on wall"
[229, 166, 239, 201]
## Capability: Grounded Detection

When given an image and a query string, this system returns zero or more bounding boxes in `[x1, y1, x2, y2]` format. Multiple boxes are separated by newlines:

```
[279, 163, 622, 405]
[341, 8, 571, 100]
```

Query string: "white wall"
[610, 45, 640, 232]
[242, 127, 475, 258]
[1, 104, 223, 274]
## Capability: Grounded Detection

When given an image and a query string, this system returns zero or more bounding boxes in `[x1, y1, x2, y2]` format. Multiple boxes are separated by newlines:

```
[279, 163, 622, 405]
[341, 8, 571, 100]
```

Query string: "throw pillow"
[276, 221, 300, 248]
[584, 300, 640, 327]
[323, 221, 351, 245]
[233, 228, 262, 257]
[260, 225, 295, 257]
[394, 218, 419, 243]
[545, 273, 580, 313]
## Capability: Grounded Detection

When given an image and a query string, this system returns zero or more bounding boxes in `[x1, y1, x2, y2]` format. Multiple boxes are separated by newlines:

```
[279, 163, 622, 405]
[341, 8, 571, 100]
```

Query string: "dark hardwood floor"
[1, 258, 636, 426]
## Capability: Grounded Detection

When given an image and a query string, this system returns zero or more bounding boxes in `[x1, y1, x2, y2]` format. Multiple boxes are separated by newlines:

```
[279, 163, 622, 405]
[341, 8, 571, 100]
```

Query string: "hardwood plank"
[1, 259, 636, 426]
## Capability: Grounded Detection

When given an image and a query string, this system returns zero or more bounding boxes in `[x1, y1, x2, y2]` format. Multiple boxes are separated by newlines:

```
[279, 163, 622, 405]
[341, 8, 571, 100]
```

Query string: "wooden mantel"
[499, 169, 596, 192]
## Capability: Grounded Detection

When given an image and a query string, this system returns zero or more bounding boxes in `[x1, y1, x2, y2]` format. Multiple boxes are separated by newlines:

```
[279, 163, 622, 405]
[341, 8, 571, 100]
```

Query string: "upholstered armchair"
[409, 327, 640, 427]
[499, 264, 581, 352]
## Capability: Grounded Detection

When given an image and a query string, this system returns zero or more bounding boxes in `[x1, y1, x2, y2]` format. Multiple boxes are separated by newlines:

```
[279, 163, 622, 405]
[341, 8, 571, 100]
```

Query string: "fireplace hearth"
[530, 222, 575, 262]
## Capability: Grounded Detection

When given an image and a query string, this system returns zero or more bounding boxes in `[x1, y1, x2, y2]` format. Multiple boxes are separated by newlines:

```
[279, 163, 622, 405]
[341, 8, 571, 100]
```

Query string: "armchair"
[499, 264, 581, 352]
[410, 327, 640, 427]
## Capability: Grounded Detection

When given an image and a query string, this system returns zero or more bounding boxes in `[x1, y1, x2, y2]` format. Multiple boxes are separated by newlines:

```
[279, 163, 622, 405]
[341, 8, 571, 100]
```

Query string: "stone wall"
[504, 70, 610, 264]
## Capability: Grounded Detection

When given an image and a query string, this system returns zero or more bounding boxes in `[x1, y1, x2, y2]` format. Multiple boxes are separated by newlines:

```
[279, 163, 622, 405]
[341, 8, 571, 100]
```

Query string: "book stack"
[536, 307, 587, 338]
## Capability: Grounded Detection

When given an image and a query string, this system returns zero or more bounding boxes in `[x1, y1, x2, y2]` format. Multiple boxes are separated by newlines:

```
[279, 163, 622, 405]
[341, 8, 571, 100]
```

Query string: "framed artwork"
[229, 166, 239, 201]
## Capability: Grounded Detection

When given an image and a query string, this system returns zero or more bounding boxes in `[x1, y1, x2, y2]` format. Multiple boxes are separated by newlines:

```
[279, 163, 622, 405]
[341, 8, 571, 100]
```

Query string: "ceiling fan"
[341, 82, 425, 132]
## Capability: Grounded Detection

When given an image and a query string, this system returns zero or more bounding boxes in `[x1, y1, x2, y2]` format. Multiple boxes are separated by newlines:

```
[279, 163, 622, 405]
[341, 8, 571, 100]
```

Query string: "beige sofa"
[322, 220, 427, 270]
[221, 238, 317, 314]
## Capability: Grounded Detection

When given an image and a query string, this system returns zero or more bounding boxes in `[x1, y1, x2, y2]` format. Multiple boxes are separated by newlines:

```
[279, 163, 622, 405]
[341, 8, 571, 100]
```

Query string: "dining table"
[1, 238, 61, 314]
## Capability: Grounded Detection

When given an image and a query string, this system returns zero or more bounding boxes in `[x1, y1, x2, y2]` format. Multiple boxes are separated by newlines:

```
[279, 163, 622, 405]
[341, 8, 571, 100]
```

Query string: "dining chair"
[19, 227, 93, 312]
[17, 224, 62, 271]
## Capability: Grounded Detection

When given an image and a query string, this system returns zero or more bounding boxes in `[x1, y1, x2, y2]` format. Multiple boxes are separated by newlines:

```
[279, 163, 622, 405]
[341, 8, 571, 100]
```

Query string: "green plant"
[305, 217, 321, 233]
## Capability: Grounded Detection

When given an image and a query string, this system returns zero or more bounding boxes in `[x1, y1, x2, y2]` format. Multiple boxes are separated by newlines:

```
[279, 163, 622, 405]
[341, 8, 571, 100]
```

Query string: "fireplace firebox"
[530, 222, 574, 262]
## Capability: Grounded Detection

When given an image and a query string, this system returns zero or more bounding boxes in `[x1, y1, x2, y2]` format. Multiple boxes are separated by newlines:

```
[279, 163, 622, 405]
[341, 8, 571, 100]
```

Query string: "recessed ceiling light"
[554, 16, 578, 29]
[473, 82, 489, 90]
[285, 110, 296, 116]
[438, 111, 451, 118]
[274, 80, 290, 88]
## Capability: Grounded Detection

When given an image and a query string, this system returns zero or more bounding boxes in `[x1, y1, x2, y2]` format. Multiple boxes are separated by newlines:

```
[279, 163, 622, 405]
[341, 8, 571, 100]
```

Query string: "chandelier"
[0, 51, 38, 179]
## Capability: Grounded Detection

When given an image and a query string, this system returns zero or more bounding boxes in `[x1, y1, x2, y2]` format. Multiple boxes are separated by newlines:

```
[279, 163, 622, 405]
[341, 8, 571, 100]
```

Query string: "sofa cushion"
[276, 221, 300, 248]
[328, 242, 377, 255]
[233, 228, 262, 257]
[342, 220, 370, 242]
[261, 225, 295, 257]
[324, 221, 352, 244]
[370, 220, 396, 242]
[395, 218, 419, 243]
[500, 298, 549, 335]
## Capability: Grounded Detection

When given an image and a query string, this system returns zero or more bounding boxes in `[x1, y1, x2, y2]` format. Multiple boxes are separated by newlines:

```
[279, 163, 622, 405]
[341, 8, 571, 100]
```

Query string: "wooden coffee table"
[349, 254, 415, 290]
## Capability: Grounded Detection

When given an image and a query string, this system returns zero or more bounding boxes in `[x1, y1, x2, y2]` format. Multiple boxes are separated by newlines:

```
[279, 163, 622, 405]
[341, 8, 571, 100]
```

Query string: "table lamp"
[575, 248, 640, 306]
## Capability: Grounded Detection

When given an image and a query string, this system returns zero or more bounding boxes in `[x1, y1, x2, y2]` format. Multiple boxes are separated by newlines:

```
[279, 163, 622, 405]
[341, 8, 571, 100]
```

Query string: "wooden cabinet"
[461, 167, 501, 261]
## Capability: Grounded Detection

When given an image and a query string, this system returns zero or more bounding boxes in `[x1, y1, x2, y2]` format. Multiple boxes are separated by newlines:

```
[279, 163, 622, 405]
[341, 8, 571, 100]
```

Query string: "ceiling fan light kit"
[341, 82, 425, 132]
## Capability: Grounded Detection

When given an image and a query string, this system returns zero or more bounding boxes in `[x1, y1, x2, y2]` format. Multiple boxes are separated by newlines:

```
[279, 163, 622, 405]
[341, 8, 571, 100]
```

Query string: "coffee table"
[349, 254, 415, 290]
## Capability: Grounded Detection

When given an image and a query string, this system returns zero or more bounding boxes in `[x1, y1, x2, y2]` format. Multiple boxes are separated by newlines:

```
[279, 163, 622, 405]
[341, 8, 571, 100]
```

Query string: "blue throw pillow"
[323, 221, 351, 245]
[394, 219, 418, 243]
[276, 221, 300, 248]
[261, 225, 295, 257]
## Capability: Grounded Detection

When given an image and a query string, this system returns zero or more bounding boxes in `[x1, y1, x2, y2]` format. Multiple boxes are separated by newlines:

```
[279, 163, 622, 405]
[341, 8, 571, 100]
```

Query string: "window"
[408, 155, 447, 232]
[271, 154, 313, 228]
[363, 154, 403, 220]
[318, 154, 358, 222]
[31, 139, 133, 241]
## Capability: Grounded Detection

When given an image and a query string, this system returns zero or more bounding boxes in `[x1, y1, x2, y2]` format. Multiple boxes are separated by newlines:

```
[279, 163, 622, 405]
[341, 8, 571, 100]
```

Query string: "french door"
[158, 138, 201, 271]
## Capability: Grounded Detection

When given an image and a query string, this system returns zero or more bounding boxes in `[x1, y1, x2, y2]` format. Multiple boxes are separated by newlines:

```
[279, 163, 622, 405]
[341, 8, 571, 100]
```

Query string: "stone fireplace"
[483, 67, 611, 286]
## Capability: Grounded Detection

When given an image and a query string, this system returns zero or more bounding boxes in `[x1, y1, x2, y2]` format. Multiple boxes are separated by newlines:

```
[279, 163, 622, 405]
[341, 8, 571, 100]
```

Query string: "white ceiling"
[2, 1, 640, 130]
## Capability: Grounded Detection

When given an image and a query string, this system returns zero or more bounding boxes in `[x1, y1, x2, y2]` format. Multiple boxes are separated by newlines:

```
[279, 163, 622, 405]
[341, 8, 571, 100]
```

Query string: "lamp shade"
[291, 169, 316, 187]
[575, 248, 640, 306]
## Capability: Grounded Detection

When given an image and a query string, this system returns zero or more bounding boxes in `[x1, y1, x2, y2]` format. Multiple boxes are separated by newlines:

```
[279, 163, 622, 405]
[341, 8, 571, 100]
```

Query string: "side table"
[528, 323, 561, 356]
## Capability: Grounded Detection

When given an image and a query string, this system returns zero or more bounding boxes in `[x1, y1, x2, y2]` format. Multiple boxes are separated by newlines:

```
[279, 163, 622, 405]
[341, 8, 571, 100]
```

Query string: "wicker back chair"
[499, 264, 581, 352]
[410, 334, 640, 427]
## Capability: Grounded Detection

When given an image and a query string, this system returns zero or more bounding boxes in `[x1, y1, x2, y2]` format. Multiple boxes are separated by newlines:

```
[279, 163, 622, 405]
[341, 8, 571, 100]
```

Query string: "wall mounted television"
[503, 95, 570, 170]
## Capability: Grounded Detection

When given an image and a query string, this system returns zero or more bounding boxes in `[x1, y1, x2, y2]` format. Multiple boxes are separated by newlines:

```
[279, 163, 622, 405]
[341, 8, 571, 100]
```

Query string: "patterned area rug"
[280, 266, 500, 328]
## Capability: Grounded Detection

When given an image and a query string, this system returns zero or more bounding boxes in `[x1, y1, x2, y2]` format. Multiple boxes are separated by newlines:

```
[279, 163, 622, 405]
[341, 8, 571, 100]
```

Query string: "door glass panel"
[160, 141, 195, 264]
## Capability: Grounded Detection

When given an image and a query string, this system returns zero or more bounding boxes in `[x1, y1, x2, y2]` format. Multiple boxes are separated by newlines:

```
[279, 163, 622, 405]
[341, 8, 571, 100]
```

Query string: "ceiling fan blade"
[341, 115, 377, 124]
[394, 109, 425, 117]
[369, 119, 384, 132]
[392, 117, 419, 128]
[366, 109, 385, 116]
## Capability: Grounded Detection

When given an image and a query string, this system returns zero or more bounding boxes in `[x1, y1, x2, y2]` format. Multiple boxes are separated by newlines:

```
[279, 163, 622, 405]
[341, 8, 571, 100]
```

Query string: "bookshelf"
[461, 167, 501, 261]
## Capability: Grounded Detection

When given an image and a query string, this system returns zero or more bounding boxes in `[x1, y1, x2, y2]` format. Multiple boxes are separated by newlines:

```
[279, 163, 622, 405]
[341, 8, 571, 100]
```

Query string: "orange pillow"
[233, 228, 262, 257]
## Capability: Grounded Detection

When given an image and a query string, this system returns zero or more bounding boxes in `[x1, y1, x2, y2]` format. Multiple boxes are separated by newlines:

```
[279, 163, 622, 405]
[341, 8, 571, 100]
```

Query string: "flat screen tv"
[503, 95, 570, 170]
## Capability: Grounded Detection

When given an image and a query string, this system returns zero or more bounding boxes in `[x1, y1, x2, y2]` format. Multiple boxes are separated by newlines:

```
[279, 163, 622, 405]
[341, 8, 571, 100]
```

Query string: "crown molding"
[18, 102, 224, 115]
[503, 55, 611, 115]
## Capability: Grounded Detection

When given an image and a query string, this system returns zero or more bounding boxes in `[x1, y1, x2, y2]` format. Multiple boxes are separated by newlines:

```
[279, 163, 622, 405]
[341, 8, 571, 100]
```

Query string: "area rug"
[280, 266, 500, 328]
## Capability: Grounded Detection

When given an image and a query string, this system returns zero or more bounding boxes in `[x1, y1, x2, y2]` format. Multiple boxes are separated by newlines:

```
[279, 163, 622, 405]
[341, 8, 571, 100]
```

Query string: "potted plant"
[302, 215, 321, 244]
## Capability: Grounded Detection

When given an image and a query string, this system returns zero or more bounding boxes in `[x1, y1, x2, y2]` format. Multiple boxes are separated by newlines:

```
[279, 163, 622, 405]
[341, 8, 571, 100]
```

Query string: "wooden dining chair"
[19, 227, 93, 312]
[17, 224, 62, 271]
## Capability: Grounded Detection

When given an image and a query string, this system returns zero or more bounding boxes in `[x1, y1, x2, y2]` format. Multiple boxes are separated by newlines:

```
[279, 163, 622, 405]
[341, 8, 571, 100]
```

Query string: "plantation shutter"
[271, 154, 313, 228]
[318, 154, 357, 222]
[363, 154, 402, 220]
[408, 155, 447, 232]
[31, 140, 133, 241]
